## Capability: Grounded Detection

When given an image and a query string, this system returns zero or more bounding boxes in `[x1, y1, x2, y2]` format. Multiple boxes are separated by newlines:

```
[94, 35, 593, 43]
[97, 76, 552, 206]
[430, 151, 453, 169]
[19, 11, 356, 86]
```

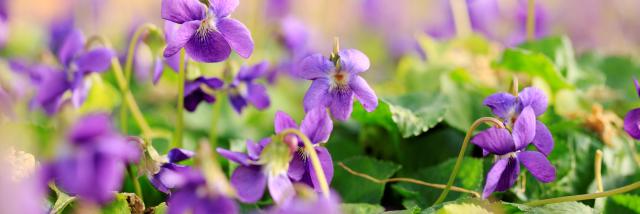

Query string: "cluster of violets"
[5, 0, 640, 213]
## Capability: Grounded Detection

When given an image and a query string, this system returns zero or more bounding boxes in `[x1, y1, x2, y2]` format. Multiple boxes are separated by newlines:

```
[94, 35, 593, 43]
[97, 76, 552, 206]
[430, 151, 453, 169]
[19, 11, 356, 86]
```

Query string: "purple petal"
[350, 75, 378, 112]
[338, 49, 370, 74]
[161, 0, 206, 24]
[303, 78, 331, 112]
[624, 108, 640, 140]
[184, 24, 232, 63]
[471, 127, 515, 155]
[57, 29, 84, 67]
[194, 195, 238, 214]
[297, 54, 333, 80]
[496, 158, 520, 193]
[168, 148, 194, 163]
[70, 72, 88, 108]
[210, 0, 239, 18]
[228, 93, 247, 113]
[512, 106, 536, 150]
[200, 77, 224, 89]
[247, 83, 270, 110]
[75, 48, 114, 73]
[217, 18, 253, 58]
[288, 152, 305, 181]
[532, 121, 554, 156]
[68, 114, 111, 143]
[274, 111, 298, 133]
[216, 148, 251, 166]
[517, 151, 556, 183]
[246, 140, 263, 160]
[184, 89, 215, 112]
[35, 70, 70, 112]
[517, 87, 548, 116]
[231, 165, 267, 203]
[329, 90, 355, 121]
[167, 187, 196, 213]
[152, 58, 164, 84]
[482, 157, 519, 198]
[163, 20, 199, 58]
[309, 147, 333, 192]
[634, 78, 640, 98]
[268, 173, 295, 204]
[238, 61, 268, 81]
[483, 92, 516, 119]
[300, 108, 333, 144]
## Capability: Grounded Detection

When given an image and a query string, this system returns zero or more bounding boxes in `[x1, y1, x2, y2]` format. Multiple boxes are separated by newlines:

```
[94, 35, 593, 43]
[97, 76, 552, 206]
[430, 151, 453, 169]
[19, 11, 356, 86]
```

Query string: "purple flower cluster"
[475, 87, 556, 198]
[43, 114, 140, 204]
[228, 61, 271, 113]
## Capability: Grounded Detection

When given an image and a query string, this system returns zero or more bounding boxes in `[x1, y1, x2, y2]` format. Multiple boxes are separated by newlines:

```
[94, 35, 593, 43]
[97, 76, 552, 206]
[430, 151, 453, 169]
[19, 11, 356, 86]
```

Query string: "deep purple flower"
[161, 0, 254, 63]
[624, 79, 640, 140]
[184, 76, 224, 112]
[274, 108, 334, 192]
[149, 148, 195, 194]
[483, 87, 554, 156]
[266, 188, 342, 214]
[298, 48, 378, 120]
[217, 138, 295, 204]
[475, 88, 556, 198]
[164, 166, 238, 214]
[44, 114, 140, 204]
[228, 61, 270, 113]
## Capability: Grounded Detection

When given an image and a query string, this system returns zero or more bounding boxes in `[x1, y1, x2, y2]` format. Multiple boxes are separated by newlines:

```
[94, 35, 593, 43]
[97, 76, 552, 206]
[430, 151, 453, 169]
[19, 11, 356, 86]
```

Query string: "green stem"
[526, 0, 536, 41]
[209, 92, 224, 152]
[173, 49, 187, 149]
[525, 182, 640, 206]
[126, 164, 143, 200]
[121, 23, 157, 134]
[433, 117, 505, 205]
[280, 129, 330, 198]
[449, 0, 472, 37]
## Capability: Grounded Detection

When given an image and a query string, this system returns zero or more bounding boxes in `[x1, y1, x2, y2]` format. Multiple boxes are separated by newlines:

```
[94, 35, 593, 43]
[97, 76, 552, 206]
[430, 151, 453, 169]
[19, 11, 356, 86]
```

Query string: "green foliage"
[332, 156, 402, 204]
[342, 203, 386, 214]
[494, 48, 571, 92]
[606, 194, 640, 213]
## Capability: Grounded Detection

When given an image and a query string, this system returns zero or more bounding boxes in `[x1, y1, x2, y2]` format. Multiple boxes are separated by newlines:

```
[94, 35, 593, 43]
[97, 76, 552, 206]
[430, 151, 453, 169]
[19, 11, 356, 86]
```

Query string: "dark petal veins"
[303, 78, 331, 112]
[531, 121, 554, 156]
[161, 0, 206, 24]
[483, 92, 516, 119]
[328, 90, 354, 121]
[184, 27, 232, 62]
[512, 106, 536, 150]
[471, 127, 515, 155]
[217, 18, 254, 58]
[300, 108, 333, 144]
[517, 151, 556, 183]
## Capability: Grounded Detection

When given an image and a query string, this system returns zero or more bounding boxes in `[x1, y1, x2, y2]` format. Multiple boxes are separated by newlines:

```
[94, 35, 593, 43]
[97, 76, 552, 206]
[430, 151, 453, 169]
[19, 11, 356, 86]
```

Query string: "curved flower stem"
[525, 181, 640, 206]
[173, 49, 186, 149]
[121, 23, 157, 134]
[338, 162, 480, 197]
[595, 150, 603, 192]
[126, 164, 143, 199]
[526, 0, 536, 41]
[433, 117, 505, 205]
[279, 128, 330, 198]
[85, 35, 153, 143]
[449, 0, 472, 37]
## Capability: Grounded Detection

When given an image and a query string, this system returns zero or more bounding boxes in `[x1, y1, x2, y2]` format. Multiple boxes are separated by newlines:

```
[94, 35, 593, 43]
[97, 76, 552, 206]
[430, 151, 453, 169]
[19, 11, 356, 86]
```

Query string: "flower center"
[329, 70, 350, 92]
[258, 140, 293, 177]
[197, 16, 218, 38]
[495, 152, 517, 161]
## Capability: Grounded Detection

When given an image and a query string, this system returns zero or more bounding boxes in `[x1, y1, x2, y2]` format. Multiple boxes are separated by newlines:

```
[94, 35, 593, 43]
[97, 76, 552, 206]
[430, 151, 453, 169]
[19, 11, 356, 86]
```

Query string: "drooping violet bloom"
[274, 108, 334, 192]
[184, 76, 224, 112]
[475, 88, 556, 198]
[43, 114, 140, 204]
[623, 79, 640, 140]
[298, 48, 378, 120]
[266, 188, 342, 214]
[0, 0, 8, 49]
[483, 87, 554, 156]
[164, 166, 238, 214]
[161, 0, 254, 63]
[265, 0, 291, 21]
[149, 148, 195, 194]
[228, 61, 270, 113]
[217, 138, 296, 204]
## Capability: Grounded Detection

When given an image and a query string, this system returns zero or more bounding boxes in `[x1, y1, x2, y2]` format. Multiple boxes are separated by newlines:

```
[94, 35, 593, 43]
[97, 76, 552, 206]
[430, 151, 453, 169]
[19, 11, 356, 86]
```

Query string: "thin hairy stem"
[173, 49, 186, 149]
[433, 117, 505, 205]
[338, 162, 480, 197]
[525, 182, 640, 206]
[209, 92, 223, 153]
[279, 129, 330, 198]
[526, 0, 536, 41]
[126, 164, 143, 200]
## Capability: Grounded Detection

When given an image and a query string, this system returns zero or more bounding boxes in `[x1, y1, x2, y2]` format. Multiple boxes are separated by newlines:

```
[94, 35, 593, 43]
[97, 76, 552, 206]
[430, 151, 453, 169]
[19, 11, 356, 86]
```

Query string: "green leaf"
[436, 203, 491, 214]
[333, 156, 401, 203]
[608, 194, 640, 213]
[49, 184, 76, 214]
[393, 157, 483, 208]
[341, 203, 385, 214]
[386, 94, 448, 138]
[102, 193, 144, 214]
[494, 48, 572, 92]
[527, 202, 597, 214]
[149, 202, 167, 214]
[78, 74, 122, 114]
[440, 74, 492, 133]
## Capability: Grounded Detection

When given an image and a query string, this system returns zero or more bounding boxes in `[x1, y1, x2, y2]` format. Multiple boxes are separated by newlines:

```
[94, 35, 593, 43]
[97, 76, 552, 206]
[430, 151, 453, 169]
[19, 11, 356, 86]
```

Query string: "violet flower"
[266, 188, 342, 214]
[228, 61, 270, 113]
[44, 114, 140, 204]
[217, 138, 296, 204]
[149, 148, 195, 194]
[184, 76, 224, 112]
[164, 166, 238, 214]
[474, 87, 556, 198]
[623, 79, 640, 140]
[161, 0, 254, 63]
[298, 48, 378, 120]
[275, 108, 334, 192]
